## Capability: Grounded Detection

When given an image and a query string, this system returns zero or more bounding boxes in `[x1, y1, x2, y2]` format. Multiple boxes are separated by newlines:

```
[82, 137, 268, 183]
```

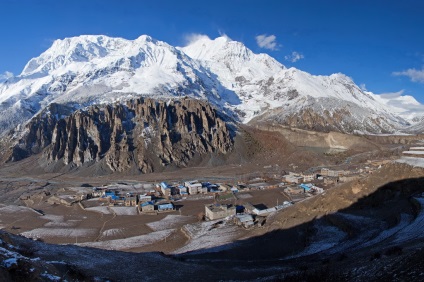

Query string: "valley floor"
[1, 129, 424, 280]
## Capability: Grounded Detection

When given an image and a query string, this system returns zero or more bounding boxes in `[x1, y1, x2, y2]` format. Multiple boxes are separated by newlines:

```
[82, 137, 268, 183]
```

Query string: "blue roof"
[299, 184, 311, 191]
[141, 201, 154, 207]
[158, 203, 173, 209]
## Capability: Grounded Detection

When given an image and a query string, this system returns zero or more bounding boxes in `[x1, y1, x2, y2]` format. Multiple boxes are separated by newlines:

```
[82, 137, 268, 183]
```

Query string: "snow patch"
[77, 229, 174, 250]
[86, 206, 112, 214]
[43, 215, 80, 227]
[2, 258, 18, 268]
[20, 228, 96, 239]
[393, 198, 424, 243]
[0, 205, 33, 213]
[173, 219, 239, 254]
[396, 156, 424, 168]
[101, 228, 124, 238]
[40, 272, 61, 281]
[146, 215, 193, 231]
[109, 206, 138, 216]
[289, 221, 346, 258]
[362, 213, 414, 247]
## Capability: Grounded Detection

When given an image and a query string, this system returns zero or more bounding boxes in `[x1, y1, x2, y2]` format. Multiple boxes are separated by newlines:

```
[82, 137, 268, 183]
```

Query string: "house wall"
[141, 205, 154, 212]
[205, 205, 236, 220]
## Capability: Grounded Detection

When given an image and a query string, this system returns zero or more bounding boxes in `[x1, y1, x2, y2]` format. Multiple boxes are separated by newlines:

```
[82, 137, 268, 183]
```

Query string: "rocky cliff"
[8, 98, 233, 173]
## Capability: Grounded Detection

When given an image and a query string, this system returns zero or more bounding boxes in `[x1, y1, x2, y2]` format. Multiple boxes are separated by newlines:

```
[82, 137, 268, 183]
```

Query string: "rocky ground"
[0, 161, 424, 281]
[1, 125, 424, 280]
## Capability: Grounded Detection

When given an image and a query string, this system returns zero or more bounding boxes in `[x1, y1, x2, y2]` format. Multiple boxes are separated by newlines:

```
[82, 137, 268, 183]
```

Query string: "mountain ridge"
[6, 98, 233, 173]
[1, 34, 424, 137]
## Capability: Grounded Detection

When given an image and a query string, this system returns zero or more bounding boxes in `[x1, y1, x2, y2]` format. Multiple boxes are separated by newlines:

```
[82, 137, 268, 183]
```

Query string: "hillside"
[5, 98, 233, 173]
[1, 163, 424, 281]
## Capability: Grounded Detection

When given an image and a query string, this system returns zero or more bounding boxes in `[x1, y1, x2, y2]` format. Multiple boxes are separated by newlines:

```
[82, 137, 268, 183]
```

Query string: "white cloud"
[0, 71, 13, 82]
[376, 90, 424, 118]
[378, 90, 405, 99]
[393, 67, 424, 83]
[218, 30, 231, 40]
[284, 51, 304, 63]
[183, 33, 211, 46]
[359, 83, 367, 91]
[255, 34, 279, 50]
[183, 32, 232, 46]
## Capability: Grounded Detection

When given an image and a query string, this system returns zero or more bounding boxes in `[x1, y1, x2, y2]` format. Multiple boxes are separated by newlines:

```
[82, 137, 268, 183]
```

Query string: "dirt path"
[94, 207, 117, 242]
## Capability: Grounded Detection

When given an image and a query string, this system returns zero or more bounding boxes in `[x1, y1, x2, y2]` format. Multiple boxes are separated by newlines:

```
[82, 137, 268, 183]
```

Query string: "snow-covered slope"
[0, 35, 224, 135]
[0, 34, 423, 136]
[181, 36, 420, 132]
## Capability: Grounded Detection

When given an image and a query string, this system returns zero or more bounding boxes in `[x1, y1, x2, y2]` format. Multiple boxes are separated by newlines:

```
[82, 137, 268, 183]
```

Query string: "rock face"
[8, 103, 75, 161]
[3, 34, 423, 138]
[8, 98, 233, 173]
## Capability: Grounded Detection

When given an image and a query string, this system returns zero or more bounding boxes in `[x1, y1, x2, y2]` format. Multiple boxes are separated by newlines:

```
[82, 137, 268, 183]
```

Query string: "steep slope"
[0, 35, 227, 136]
[1, 34, 423, 138]
[182, 36, 411, 132]
[7, 98, 232, 173]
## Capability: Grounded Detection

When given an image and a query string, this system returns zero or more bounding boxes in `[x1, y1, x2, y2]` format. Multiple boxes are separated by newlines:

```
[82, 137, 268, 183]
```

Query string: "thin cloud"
[0, 71, 13, 82]
[255, 34, 279, 50]
[393, 67, 424, 83]
[378, 90, 405, 99]
[183, 33, 211, 46]
[285, 51, 304, 63]
[377, 90, 424, 117]
[218, 30, 231, 40]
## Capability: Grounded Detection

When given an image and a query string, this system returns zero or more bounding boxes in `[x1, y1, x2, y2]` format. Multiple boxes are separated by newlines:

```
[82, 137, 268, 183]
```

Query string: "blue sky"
[1, 0, 424, 101]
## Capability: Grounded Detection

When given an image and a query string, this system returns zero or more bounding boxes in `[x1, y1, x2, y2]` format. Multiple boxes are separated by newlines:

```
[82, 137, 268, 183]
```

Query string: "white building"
[185, 181, 202, 195]
[205, 204, 236, 220]
[284, 175, 304, 184]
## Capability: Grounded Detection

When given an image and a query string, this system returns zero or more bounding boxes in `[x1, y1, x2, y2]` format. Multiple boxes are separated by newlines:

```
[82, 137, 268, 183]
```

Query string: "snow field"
[20, 228, 96, 239]
[85, 206, 112, 214]
[1, 33, 423, 139]
[289, 221, 346, 258]
[396, 156, 424, 168]
[403, 151, 424, 155]
[109, 206, 138, 216]
[393, 198, 424, 243]
[77, 229, 174, 250]
[0, 205, 34, 213]
[43, 215, 81, 227]
[100, 228, 124, 238]
[173, 219, 239, 254]
[146, 215, 193, 231]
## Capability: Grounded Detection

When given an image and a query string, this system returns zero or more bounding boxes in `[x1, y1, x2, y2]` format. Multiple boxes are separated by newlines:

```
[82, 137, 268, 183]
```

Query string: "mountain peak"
[135, 34, 155, 43]
[21, 35, 131, 76]
[182, 34, 262, 61]
[2, 33, 424, 137]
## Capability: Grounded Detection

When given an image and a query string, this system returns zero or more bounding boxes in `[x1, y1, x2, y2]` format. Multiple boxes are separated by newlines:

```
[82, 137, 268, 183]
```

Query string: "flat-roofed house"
[205, 204, 236, 220]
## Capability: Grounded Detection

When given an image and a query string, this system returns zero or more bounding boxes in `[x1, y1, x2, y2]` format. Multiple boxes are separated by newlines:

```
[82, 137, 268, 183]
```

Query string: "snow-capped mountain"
[181, 36, 420, 132]
[0, 35, 224, 135]
[0, 34, 423, 137]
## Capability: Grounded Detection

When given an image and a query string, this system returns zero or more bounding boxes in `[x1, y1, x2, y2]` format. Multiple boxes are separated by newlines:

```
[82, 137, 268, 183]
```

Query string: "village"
[0, 152, 403, 252]
[40, 157, 391, 229]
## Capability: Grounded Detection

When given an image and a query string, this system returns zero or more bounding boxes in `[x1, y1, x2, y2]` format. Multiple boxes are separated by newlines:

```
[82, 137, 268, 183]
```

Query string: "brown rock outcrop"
[8, 98, 233, 173]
